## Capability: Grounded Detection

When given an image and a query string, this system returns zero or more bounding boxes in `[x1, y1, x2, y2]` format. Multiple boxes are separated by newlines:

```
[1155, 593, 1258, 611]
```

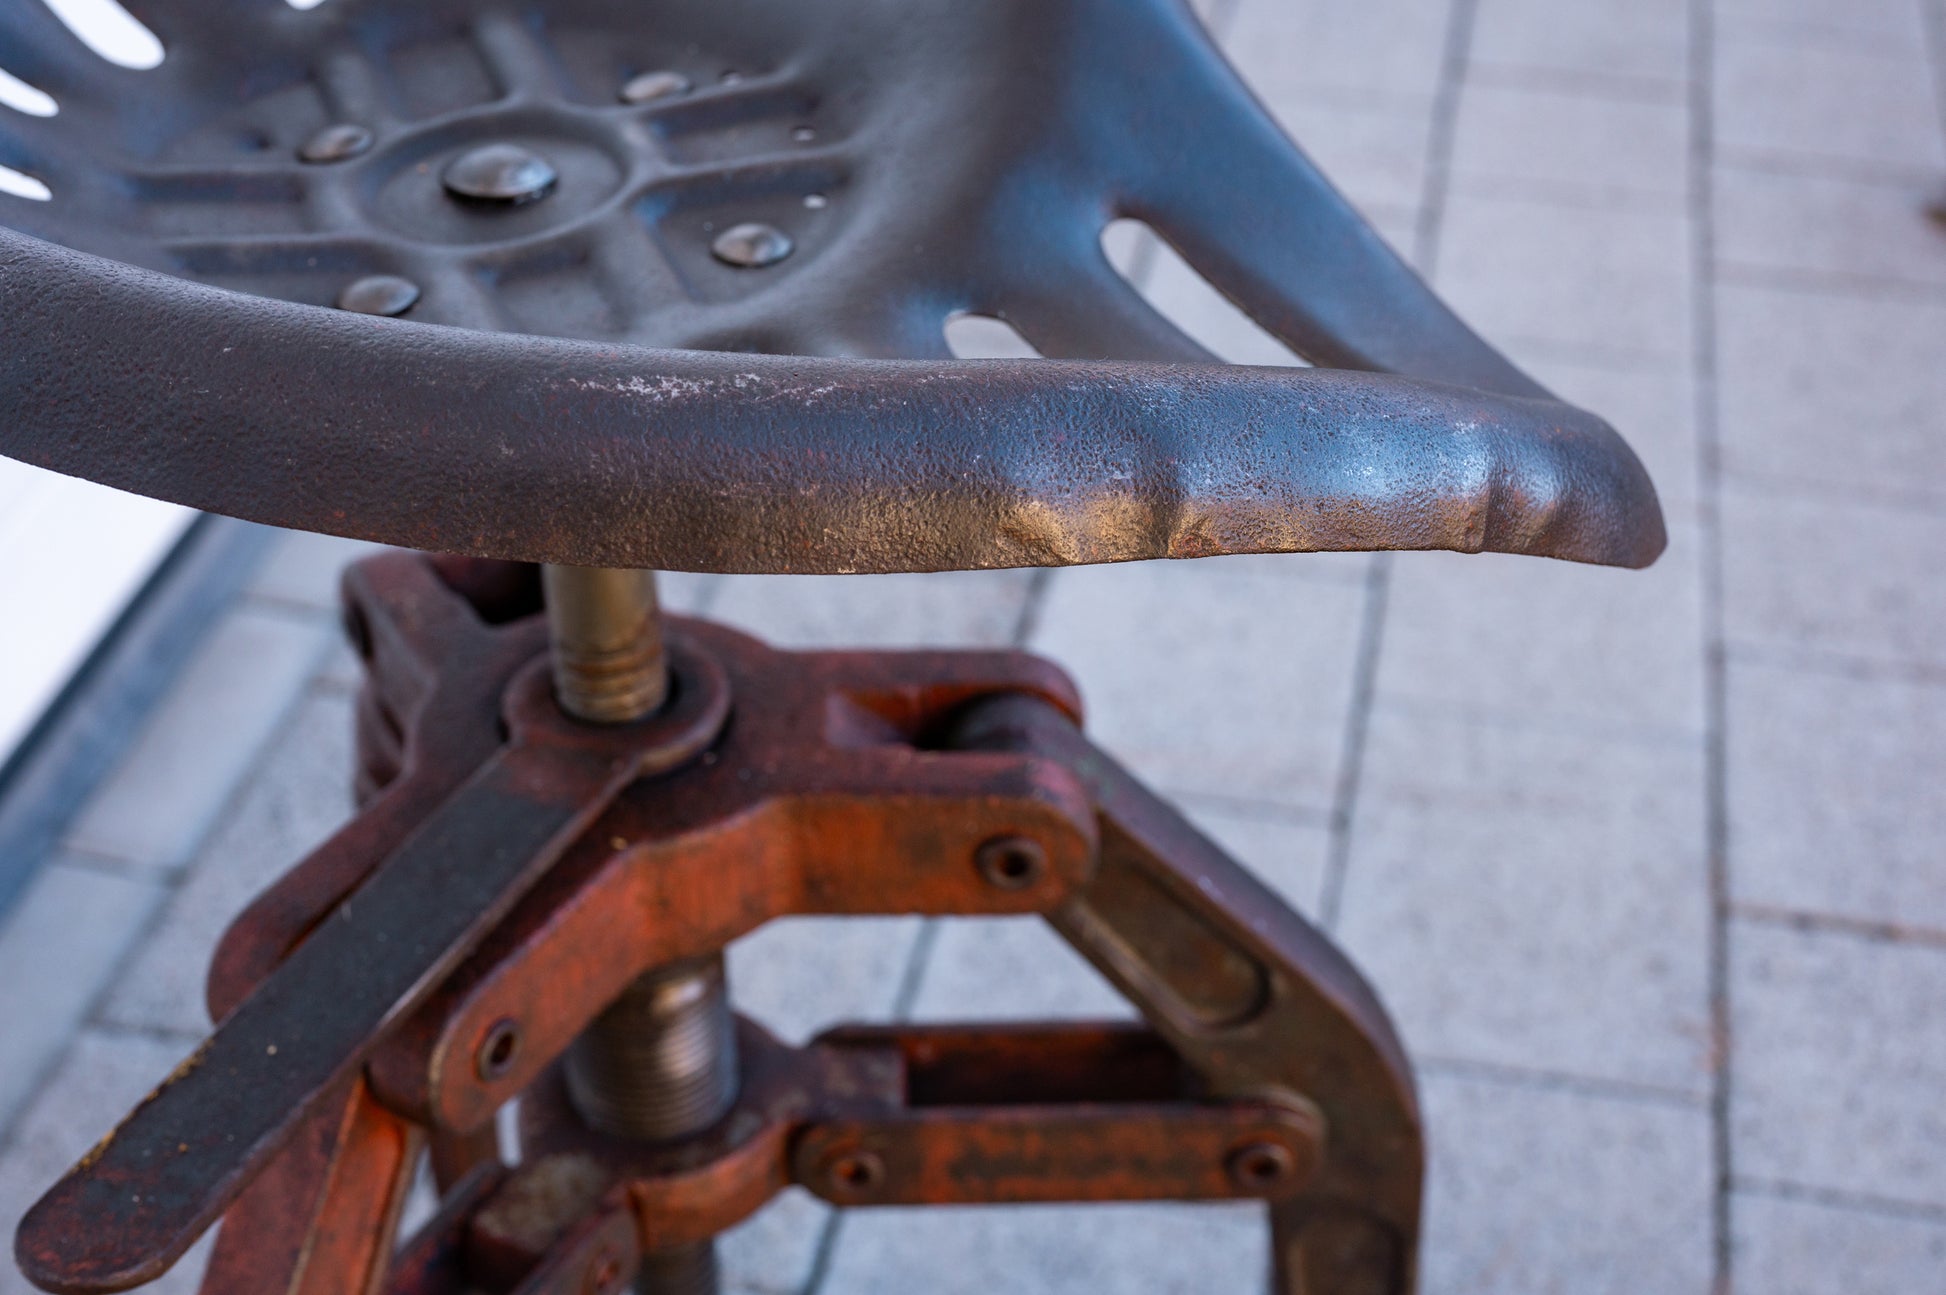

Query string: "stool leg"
[951, 693, 1424, 1294]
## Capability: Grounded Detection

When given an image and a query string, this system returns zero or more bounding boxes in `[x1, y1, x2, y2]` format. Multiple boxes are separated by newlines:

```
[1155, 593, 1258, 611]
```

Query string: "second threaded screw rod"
[543, 564, 736, 1295]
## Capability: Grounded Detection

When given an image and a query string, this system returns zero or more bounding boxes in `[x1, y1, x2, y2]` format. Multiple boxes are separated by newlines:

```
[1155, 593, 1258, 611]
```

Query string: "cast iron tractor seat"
[0, 1, 1664, 1293]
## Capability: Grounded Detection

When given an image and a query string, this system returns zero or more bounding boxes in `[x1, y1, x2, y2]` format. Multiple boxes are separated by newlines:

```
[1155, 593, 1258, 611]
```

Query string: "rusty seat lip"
[0, 226, 1664, 574]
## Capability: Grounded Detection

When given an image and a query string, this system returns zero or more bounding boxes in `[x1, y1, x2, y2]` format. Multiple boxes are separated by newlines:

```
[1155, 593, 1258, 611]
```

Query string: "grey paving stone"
[1136, 234, 1308, 366]
[1721, 485, 1946, 672]
[1714, 166, 1946, 292]
[1337, 705, 1711, 1093]
[1715, 0, 1926, 45]
[1449, 81, 1690, 208]
[1099, 216, 1155, 284]
[1713, 35, 1944, 173]
[658, 570, 721, 616]
[1730, 1189, 1946, 1294]
[1470, 0, 1688, 90]
[1225, 0, 1452, 100]
[99, 689, 358, 1037]
[1731, 919, 1946, 1207]
[943, 311, 1042, 359]
[0, 859, 165, 1135]
[1376, 528, 1707, 741]
[245, 530, 386, 613]
[1029, 558, 1368, 812]
[1254, 89, 1434, 227]
[718, 1188, 831, 1295]
[1419, 1070, 1713, 1294]
[0, 1030, 212, 1295]
[1726, 660, 1946, 932]
[817, 1201, 1264, 1294]
[64, 605, 335, 873]
[708, 571, 1034, 650]
[316, 635, 365, 691]
[909, 917, 1130, 1023]
[727, 916, 923, 1044]
[1176, 800, 1333, 918]
[1714, 283, 1946, 506]
[1435, 191, 1691, 364]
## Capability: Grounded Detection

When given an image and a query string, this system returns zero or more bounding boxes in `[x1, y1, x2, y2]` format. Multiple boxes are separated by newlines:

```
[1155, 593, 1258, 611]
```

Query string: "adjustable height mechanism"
[545, 566, 736, 1295]
[15, 552, 1425, 1295]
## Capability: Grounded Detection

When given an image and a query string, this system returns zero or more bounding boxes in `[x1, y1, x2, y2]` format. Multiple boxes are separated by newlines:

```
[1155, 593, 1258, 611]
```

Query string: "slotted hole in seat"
[40, 0, 163, 69]
[0, 67, 56, 116]
[1100, 218, 1305, 368]
[944, 311, 1043, 360]
[286, 0, 330, 10]
[0, 164, 51, 200]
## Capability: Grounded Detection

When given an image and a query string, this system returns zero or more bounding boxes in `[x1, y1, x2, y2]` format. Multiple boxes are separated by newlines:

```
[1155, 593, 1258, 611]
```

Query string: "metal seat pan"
[0, 0, 1664, 572]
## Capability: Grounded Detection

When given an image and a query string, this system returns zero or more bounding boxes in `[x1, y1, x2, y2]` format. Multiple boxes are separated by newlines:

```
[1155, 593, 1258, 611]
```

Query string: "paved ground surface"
[4, 0, 1946, 1290]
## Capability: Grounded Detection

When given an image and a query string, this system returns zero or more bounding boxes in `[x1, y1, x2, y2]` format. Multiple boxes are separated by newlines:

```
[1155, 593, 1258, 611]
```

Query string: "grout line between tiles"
[1325, 0, 1475, 934]
[1732, 1175, 1946, 1227]
[1416, 1054, 1710, 1111]
[1320, 554, 1388, 932]
[1731, 902, 1946, 954]
[1412, 0, 1479, 284]
[1712, 142, 1946, 187]
[1688, 1, 1734, 1290]
[1722, 641, 1946, 689]
[1712, 260, 1946, 305]
[1466, 60, 1689, 106]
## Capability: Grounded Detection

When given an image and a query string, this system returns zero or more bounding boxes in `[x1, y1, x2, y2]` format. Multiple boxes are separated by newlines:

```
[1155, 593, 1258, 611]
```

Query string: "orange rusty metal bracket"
[17, 552, 1421, 1295]
[199, 1080, 422, 1295]
[404, 1020, 1320, 1294]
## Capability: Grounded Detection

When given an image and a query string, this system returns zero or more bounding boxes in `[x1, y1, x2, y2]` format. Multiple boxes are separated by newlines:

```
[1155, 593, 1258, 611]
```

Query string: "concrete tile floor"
[4, 0, 1946, 1289]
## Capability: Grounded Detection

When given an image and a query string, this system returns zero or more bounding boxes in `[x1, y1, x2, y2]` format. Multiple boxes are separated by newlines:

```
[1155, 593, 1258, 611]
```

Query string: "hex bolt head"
[710, 222, 793, 268]
[336, 274, 421, 317]
[620, 69, 691, 104]
[442, 143, 558, 205]
[476, 1017, 522, 1082]
[975, 835, 1047, 891]
[817, 1147, 885, 1201]
[1226, 1139, 1298, 1192]
[298, 122, 373, 164]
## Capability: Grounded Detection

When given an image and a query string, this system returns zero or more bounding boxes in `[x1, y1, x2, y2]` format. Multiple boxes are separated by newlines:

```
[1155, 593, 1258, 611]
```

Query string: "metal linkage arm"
[383, 1022, 1325, 1295]
[948, 694, 1424, 1294]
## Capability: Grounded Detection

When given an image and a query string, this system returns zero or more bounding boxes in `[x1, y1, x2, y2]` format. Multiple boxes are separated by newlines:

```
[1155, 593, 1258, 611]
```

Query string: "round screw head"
[619, 69, 691, 104]
[817, 1147, 885, 1201]
[442, 143, 558, 205]
[710, 221, 793, 268]
[975, 835, 1047, 891]
[336, 274, 420, 317]
[298, 122, 373, 164]
[475, 1017, 522, 1081]
[1226, 1139, 1299, 1192]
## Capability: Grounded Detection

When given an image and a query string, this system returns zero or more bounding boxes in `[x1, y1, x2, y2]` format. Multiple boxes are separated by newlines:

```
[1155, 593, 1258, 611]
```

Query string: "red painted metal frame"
[17, 552, 1421, 1295]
